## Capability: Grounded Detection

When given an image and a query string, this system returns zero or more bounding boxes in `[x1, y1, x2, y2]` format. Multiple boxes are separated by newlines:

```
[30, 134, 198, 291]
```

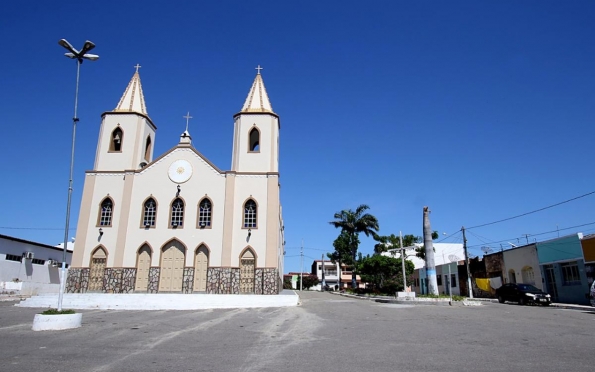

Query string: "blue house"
[537, 233, 590, 305]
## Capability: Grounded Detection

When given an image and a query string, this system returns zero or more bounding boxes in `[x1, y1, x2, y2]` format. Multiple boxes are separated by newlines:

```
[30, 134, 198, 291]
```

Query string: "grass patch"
[41, 309, 76, 315]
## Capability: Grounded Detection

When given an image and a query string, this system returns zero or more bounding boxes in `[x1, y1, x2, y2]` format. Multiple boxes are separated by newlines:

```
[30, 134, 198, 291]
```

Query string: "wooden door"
[193, 246, 209, 292]
[159, 241, 185, 292]
[240, 250, 255, 294]
[89, 248, 107, 291]
[135, 245, 151, 292]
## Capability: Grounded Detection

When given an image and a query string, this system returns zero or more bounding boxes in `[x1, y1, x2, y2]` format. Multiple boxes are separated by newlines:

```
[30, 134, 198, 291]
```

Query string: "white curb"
[32, 313, 82, 331]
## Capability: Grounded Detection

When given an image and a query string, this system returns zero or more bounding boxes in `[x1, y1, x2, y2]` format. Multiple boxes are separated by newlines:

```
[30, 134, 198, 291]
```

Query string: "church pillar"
[72, 174, 97, 267]
[221, 173, 236, 266]
[265, 175, 279, 267]
[114, 171, 135, 267]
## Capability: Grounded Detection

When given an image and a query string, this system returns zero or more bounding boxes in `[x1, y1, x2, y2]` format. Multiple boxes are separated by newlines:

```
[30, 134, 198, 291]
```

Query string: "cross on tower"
[134, 64, 142, 73]
[255, 65, 263, 74]
[183, 111, 193, 132]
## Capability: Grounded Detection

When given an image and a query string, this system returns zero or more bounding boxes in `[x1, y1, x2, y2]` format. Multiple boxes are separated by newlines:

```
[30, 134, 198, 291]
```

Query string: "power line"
[466, 190, 595, 230]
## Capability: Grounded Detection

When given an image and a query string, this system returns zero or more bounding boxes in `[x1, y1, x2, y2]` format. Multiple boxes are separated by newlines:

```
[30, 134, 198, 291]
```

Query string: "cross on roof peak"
[134, 64, 142, 73]
[255, 65, 263, 75]
[183, 111, 192, 132]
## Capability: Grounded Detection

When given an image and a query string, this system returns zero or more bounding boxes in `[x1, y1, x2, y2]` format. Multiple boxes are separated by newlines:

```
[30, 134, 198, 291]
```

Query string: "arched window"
[243, 199, 257, 228]
[144, 135, 152, 161]
[142, 198, 156, 228]
[198, 198, 212, 228]
[98, 198, 113, 226]
[110, 127, 123, 152]
[170, 198, 184, 228]
[249, 127, 260, 152]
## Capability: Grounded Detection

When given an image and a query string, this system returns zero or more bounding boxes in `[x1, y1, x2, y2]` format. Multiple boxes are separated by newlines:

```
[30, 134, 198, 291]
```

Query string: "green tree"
[374, 232, 438, 259]
[329, 204, 379, 289]
[358, 254, 415, 292]
[300, 274, 319, 290]
[327, 230, 357, 290]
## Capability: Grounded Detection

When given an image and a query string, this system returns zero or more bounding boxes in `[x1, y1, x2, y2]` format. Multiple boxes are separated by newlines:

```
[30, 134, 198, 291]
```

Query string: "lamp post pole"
[57, 39, 98, 311]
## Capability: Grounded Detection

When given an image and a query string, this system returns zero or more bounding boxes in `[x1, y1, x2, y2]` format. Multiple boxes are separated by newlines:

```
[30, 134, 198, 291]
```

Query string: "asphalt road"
[0, 292, 593, 372]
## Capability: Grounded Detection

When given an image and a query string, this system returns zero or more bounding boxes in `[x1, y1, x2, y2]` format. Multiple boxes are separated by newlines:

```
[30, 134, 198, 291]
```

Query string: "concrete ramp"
[16, 290, 299, 310]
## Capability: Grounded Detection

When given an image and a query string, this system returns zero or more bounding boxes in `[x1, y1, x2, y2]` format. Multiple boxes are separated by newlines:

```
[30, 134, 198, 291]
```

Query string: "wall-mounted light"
[200, 222, 206, 228]
[248, 228, 252, 238]
[172, 222, 178, 228]
[99, 228, 103, 236]
[176, 185, 181, 196]
[144, 223, 151, 228]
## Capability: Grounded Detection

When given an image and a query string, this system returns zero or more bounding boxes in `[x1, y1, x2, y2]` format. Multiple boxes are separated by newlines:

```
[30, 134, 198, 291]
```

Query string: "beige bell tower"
[94, 64, 157, 171]
[231, 66, 280, 173]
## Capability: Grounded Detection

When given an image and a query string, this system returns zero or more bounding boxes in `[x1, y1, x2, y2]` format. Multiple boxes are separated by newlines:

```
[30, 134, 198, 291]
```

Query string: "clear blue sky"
[1, 1, 594, 273]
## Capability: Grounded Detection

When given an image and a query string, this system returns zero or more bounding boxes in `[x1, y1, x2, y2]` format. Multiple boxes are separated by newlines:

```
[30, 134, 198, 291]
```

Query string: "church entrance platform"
[16, 290, 299, 310]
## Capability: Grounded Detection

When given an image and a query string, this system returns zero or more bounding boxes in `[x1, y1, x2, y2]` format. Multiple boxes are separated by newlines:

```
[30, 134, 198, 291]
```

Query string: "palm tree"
[329, 204, 379, 289]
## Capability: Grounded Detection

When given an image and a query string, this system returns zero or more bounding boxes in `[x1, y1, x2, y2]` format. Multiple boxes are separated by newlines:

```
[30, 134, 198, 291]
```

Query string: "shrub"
[41, 309, 75, 315]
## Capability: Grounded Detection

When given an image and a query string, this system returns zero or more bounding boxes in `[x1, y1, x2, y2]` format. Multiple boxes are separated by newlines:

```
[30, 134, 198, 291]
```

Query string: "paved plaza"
[0, 292, 594, 371]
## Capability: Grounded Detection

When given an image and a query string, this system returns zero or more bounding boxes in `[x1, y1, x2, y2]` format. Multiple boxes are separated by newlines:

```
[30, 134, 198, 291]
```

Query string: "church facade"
[67, 67, 284, 295]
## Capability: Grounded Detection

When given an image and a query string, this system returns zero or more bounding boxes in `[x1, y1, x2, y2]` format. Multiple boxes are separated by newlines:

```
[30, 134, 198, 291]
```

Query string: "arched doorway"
[158, 240, 185, 292]
[193, 245, 209, 292]
[89, 247, 107, 291]
[240, 249, 255, 294]
[135, 244, 152, 292]
[521, 266, 535, 285]
[508, 269, 516, 284]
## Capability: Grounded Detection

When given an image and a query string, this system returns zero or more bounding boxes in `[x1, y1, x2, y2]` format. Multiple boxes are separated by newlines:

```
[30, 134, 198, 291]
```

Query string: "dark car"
[495, 283, 552, 306]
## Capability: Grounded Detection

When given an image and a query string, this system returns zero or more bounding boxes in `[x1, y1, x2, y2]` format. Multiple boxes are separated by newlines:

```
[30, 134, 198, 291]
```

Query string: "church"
[66, 66, 284, 295]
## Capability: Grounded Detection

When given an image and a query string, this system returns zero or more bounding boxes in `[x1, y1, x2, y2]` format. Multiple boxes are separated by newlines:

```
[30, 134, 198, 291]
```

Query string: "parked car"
[495, 283, 552, 306]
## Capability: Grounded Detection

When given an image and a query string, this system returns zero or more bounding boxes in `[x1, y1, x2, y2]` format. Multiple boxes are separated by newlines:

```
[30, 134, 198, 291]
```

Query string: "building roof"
[114, 68, 148, 115]
[0, 234, 74, 252]
[240, 70, 274, 114]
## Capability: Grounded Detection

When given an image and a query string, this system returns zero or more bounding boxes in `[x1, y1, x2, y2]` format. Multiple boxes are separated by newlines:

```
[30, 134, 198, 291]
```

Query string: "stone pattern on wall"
[104, 268, 122, 293]
[253, 268, 280, 295]
[148, 267, 160, 293]
[121, 268, 136, 293]
[182, 267, 194, 293]
[66, 268, 90, 293]
[207, 268, 240, 294]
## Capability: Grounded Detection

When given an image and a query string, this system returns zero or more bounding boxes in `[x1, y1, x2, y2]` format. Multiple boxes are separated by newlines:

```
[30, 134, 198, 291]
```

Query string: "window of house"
[249, 127, 260, 152]
[110, 127, 123, 152]
[32, 258, 45, 265]
[99, 198, 113, 226]
[243, 199, 257, 228]
[5, 254, 22, 262]
[143, 198, 156, 227]
[451, 274, 457, 288]
[561, 262, 581, 286]
[170, 198, 184, 227]
[198, 198, 212, 228]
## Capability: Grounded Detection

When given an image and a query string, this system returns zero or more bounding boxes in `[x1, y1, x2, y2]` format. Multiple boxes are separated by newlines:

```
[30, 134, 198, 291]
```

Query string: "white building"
[0, 234, 73, 295]
[68, 67, 284, 295]
[382, 243, 464, 269]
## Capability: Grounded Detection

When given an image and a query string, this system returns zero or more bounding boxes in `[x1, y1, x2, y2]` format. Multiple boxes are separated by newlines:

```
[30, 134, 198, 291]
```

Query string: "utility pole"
[321, 253, 326, 291]
[462, 226, 473, 299]
[300, 238, 303, 291]
[399, 231, 407, 291]
[423, 207, 439, 295]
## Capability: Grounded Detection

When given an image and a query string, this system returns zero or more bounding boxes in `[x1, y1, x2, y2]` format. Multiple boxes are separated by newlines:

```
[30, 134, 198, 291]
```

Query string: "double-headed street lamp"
[57, 39, 98, 311]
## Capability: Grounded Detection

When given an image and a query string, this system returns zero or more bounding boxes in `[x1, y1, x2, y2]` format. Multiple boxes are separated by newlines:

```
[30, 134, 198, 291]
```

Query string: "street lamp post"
[57, 39, 99, 311]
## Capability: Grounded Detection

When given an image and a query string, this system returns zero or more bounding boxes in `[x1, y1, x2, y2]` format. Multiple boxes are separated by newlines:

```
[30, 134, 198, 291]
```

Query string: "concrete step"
[16, 290, 299, 310]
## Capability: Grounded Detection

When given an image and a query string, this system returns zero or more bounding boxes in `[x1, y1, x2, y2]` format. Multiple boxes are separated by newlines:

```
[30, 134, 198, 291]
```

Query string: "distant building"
[310, 260, 363, 290]
[0, 234, 74, 295]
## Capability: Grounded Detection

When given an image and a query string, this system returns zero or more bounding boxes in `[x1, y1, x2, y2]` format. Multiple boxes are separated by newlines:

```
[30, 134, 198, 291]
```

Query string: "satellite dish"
[448, 255, 459, 262]
[481, 246, 493, 255]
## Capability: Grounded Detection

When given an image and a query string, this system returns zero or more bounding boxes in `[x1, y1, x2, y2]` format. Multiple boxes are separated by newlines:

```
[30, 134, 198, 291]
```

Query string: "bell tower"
[231, 66, 280, 173]
[94, 64, 156, 171]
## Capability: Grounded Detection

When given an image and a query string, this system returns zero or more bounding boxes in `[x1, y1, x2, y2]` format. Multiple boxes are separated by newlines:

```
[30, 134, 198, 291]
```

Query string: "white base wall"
[17, 291, 300, 310]
[1, 281, 60, 296]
